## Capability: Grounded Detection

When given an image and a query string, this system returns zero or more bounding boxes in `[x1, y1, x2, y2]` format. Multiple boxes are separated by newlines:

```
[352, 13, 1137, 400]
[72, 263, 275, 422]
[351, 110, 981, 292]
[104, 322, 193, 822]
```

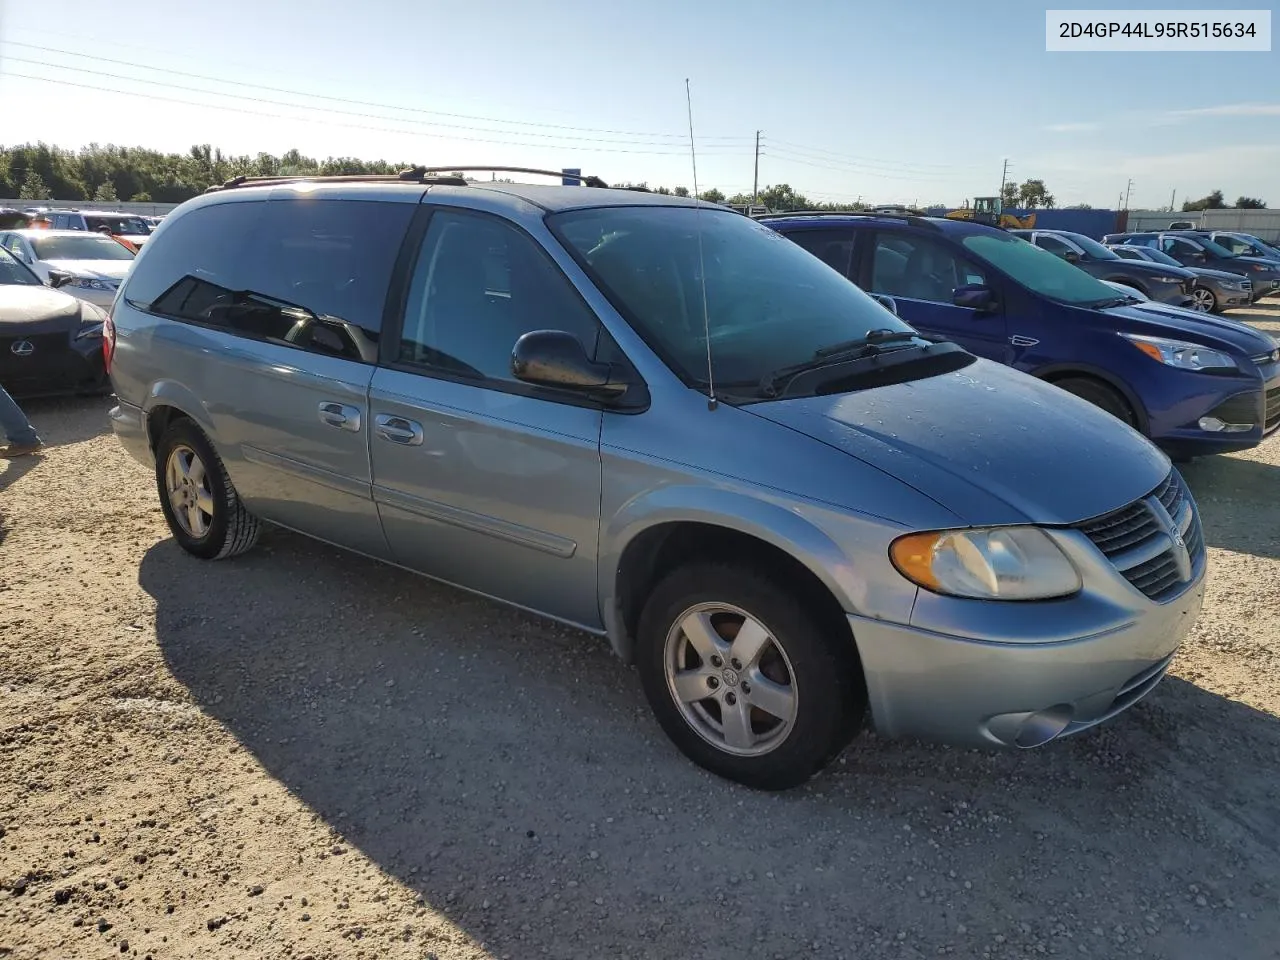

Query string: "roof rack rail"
[414, 166, 609, 188]
[204, 166, 609, 194]
[753, 209, 940, 230]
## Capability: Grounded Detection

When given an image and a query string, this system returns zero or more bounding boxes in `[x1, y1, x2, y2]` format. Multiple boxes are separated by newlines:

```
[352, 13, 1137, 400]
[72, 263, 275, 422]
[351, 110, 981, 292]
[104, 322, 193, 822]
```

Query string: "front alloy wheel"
[1190, 286, 1217, 312]
[664, 603, 799, 757]
[165, 444, 216, 539]
[636, 562, 866, 790]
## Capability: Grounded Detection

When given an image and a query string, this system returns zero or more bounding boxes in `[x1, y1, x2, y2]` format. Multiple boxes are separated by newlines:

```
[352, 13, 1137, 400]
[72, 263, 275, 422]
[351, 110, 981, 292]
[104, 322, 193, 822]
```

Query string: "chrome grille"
[1075, 469, 1203, 602]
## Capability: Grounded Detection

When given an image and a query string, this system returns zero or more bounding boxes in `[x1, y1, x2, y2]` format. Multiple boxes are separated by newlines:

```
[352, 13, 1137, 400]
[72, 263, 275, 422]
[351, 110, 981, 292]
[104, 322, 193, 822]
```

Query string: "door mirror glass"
[870, 293, 898, 315]
[953, 284, 995, 311]
[47, 269, 74, 288]
[511, 329, 628, 399]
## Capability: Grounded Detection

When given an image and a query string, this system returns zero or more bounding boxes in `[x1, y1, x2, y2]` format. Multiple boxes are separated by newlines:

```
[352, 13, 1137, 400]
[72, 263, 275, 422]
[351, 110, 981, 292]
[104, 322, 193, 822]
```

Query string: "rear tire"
[155, 420, 261, 560]
[636, 562, 865, 791]
[1053, 377, 1138, 429]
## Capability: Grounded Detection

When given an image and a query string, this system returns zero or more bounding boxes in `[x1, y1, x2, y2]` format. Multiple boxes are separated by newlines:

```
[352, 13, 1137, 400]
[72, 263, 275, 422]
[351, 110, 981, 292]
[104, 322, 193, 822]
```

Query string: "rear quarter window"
[124, 198, 414, 362]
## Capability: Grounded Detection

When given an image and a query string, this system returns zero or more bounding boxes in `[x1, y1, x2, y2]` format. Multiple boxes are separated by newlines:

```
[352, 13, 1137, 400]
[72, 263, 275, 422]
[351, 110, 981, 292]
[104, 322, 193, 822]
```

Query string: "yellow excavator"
[945, 196, 1036, 229]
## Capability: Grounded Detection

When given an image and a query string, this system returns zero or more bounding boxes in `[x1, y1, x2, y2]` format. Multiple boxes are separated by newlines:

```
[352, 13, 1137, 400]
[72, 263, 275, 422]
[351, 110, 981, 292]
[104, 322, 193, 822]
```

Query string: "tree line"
[4, 142, 1265, 213]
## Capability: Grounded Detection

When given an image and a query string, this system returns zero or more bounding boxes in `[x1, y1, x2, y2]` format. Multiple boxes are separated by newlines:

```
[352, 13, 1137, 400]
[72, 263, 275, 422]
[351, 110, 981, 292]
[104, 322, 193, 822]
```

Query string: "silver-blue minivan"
[105, 171, 1207, 790]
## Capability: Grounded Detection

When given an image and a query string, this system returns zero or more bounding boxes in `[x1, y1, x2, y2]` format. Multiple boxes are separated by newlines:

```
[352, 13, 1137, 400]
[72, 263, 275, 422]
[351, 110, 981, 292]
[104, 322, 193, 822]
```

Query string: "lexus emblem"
[10, 340, 34, 357]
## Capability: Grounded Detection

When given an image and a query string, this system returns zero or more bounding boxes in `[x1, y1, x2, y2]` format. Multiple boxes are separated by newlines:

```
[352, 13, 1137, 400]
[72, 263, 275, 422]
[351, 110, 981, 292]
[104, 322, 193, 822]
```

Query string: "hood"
[1227, 255, 1280, 273]
[1094, 257, 1193, 279]
[43, 259, 131, 280]
[1184, 266, 1252, 282]
[745, 358, 1169, 526]
[0, 284, 83, 326]
[1100, 300, 1278, 356]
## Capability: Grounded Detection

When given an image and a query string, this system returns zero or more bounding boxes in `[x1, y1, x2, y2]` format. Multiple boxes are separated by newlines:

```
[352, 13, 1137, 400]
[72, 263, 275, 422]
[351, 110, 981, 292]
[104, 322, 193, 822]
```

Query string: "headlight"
[1151, 275, 1182, 283]
[69, 277, 113, 291]
[1221, 280, 1248, 290]
[1119, 333, 1237, 371]
[1245, 263, 1267, 272]
[889, 526, 1082, 601]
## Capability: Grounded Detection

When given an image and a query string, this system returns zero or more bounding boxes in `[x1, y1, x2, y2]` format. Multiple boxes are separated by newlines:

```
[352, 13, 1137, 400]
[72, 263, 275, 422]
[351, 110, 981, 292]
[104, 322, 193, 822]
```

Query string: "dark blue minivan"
[761, 212, 1280, 458]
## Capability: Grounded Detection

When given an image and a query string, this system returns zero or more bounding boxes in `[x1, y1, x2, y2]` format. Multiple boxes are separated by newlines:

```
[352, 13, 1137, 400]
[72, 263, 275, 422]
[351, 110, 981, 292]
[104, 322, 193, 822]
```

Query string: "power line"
[2, 41, 753, 143]
[1, 56, 753, 150]
[2, 40, 747, 142]
[0, 72, 754, 157]
[761, 136, 973, 172]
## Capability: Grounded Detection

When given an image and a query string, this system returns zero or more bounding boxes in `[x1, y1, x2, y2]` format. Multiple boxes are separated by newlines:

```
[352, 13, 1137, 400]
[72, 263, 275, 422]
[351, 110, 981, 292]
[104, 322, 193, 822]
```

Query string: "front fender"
[598, 484, 875, 662]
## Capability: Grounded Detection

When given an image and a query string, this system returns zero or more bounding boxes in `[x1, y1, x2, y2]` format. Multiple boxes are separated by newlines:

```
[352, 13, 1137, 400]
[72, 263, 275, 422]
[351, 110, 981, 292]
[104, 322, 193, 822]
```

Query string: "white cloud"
[1043, 122, 1099, 134]
[1159, 103, 1280, 123]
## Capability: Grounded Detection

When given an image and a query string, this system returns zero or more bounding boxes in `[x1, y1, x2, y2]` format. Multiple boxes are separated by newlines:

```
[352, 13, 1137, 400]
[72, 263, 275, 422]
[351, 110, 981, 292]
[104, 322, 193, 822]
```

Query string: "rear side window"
[125, 198, 414, 364]
[783, 229, 856, 277]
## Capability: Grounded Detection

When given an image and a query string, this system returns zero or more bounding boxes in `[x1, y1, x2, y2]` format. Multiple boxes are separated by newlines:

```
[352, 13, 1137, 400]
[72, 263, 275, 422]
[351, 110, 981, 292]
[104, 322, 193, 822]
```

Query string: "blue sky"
[1, 0, 1276, 208]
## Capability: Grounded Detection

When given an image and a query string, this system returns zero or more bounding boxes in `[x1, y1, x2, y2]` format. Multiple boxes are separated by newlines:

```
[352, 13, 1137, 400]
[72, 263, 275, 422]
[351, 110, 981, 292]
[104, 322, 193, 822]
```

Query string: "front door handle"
[318, 401, 362, 432]
[374, 413, 424, 446]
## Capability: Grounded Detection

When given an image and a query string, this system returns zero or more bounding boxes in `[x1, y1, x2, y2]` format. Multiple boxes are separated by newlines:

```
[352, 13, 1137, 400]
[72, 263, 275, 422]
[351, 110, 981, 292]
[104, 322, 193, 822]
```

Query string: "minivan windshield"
[962, 230, 1120, 306]
[548, 205, 919, 388]
[31, 234, 136, 261]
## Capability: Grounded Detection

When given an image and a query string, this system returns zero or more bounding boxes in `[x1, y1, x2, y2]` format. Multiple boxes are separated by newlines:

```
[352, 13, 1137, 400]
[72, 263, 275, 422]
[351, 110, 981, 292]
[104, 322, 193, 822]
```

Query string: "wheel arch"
[1031, 362, 1151, 435]
[600, 489, 864, 665]
[142, 381, 219, 451]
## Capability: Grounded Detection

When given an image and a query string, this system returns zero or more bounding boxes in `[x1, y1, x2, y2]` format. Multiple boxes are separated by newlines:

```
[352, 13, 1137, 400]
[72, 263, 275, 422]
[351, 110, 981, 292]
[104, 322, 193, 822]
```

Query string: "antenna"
[686, 78, 717, 411]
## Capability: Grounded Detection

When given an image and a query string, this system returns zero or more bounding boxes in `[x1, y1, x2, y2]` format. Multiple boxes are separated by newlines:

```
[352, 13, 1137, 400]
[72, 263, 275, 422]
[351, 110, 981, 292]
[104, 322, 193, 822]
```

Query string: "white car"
[0, 229, 135, 308]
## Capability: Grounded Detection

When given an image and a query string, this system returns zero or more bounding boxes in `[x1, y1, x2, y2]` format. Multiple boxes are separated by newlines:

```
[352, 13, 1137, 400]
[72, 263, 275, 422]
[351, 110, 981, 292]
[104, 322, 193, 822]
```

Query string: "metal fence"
[0, 199, 183, 216]
[1119, 209, 1280, 242]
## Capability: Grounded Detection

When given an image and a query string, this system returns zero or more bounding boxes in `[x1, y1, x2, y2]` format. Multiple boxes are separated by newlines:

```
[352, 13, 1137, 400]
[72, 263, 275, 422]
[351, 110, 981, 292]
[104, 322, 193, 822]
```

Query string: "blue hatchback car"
[761, 212, 1280, 458]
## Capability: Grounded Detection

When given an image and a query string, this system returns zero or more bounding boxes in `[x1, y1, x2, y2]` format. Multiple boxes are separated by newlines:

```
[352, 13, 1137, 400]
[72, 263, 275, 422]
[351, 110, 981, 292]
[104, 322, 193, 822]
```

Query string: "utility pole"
[1170, 188, 1176, 212]
[998, 157, 1009, 209]
[752, 130, 760, 206]
[1124, 178, 1134, 210]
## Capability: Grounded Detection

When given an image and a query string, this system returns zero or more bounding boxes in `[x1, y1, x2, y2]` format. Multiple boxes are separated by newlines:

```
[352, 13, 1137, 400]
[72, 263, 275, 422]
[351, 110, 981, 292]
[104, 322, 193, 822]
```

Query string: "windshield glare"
[32, 234, 136, 261]
[0, 247, 42, 286]
[963, 231, 1119, 306]
[549, 206, 917, 388]
[1140, 247, 1183, 268]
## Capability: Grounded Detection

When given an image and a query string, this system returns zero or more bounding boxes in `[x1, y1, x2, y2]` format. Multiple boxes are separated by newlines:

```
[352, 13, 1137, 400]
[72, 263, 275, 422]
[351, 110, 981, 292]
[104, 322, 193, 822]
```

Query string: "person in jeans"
[0, 384, 42, 457]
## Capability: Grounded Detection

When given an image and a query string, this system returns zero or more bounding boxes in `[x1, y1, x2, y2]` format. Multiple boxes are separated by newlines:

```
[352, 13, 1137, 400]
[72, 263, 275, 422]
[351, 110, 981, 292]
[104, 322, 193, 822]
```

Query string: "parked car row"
[1103, 230, 1280, 301]
[759, 210, 1279, 460]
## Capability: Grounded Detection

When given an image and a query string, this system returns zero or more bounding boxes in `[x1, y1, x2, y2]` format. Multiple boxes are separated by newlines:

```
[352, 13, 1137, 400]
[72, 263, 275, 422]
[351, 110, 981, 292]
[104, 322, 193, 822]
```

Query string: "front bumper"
[852, 574, 1204, 748]
[1250, 276, 1280, 300]
[1148, 366, 1280, 456]
[1, 333, 107, 399]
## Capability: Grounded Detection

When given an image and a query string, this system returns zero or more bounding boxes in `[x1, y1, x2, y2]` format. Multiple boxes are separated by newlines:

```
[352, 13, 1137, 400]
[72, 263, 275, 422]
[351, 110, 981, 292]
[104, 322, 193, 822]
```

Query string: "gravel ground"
[2, 303, 1279, 960]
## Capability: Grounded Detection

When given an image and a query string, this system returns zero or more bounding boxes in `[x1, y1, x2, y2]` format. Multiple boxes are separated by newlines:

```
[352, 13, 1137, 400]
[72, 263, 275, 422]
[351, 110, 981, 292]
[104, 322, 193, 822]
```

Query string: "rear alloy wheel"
[155, 420, 261, 560]
[636, 562, 865, 790]
[1190, 286, 1218, 313]
[1053, 377, 1138, 429]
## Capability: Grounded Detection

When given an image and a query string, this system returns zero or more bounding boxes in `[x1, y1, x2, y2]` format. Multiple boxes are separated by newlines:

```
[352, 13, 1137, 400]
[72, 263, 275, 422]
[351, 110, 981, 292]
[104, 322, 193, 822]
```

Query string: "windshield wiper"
[757, 328, 923, 398]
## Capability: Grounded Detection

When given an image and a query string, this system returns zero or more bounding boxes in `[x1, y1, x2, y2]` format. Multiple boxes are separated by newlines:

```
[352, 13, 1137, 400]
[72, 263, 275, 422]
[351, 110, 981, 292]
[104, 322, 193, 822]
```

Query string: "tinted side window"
[1034, 234, 1075, 258]
[239, 198, 413, 346]
[124, 201, 260, 309]
[869, 233, 986, 303]
[398, 209, 601, 383]
[783, 229, 856, 277]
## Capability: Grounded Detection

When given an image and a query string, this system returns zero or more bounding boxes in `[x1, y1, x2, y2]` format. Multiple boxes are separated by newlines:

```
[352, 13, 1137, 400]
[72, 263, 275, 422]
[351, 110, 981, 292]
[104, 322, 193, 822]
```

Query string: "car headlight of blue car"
[890, 526, 1082, 600]
[1119, 333, 1237, 372]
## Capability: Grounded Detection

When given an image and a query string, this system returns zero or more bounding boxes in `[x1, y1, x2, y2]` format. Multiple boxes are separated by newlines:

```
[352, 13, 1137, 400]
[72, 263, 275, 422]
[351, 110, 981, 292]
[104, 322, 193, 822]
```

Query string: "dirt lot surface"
[2, 304, 1279, 960]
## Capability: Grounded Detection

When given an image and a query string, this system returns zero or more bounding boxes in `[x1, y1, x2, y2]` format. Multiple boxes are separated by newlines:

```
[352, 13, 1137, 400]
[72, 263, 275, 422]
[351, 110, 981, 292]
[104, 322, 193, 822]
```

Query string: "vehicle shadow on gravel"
[1181, 454, 1280, 560]
[140, 529, 1280, 958]
[19, 394, 114, 448]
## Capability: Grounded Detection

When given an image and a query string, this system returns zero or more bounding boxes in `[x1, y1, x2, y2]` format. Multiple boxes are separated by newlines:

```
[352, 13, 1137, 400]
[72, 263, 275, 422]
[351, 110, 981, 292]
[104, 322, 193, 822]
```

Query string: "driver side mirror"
[512, 329, 631, 401]
[47, 269, 74, 289]
[1063, 250, 1081, 263]
[953, 283, 996, 311]
[870, 293, 898, 315]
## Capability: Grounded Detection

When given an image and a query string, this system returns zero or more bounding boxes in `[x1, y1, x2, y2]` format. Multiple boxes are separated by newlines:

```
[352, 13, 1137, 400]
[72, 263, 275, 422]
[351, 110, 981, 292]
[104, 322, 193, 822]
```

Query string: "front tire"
[1190, 285, 1218, 313]
[636, 562, 866, 790]
[1053, 377, 1138, 429]
[155, 420, 261, 560]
